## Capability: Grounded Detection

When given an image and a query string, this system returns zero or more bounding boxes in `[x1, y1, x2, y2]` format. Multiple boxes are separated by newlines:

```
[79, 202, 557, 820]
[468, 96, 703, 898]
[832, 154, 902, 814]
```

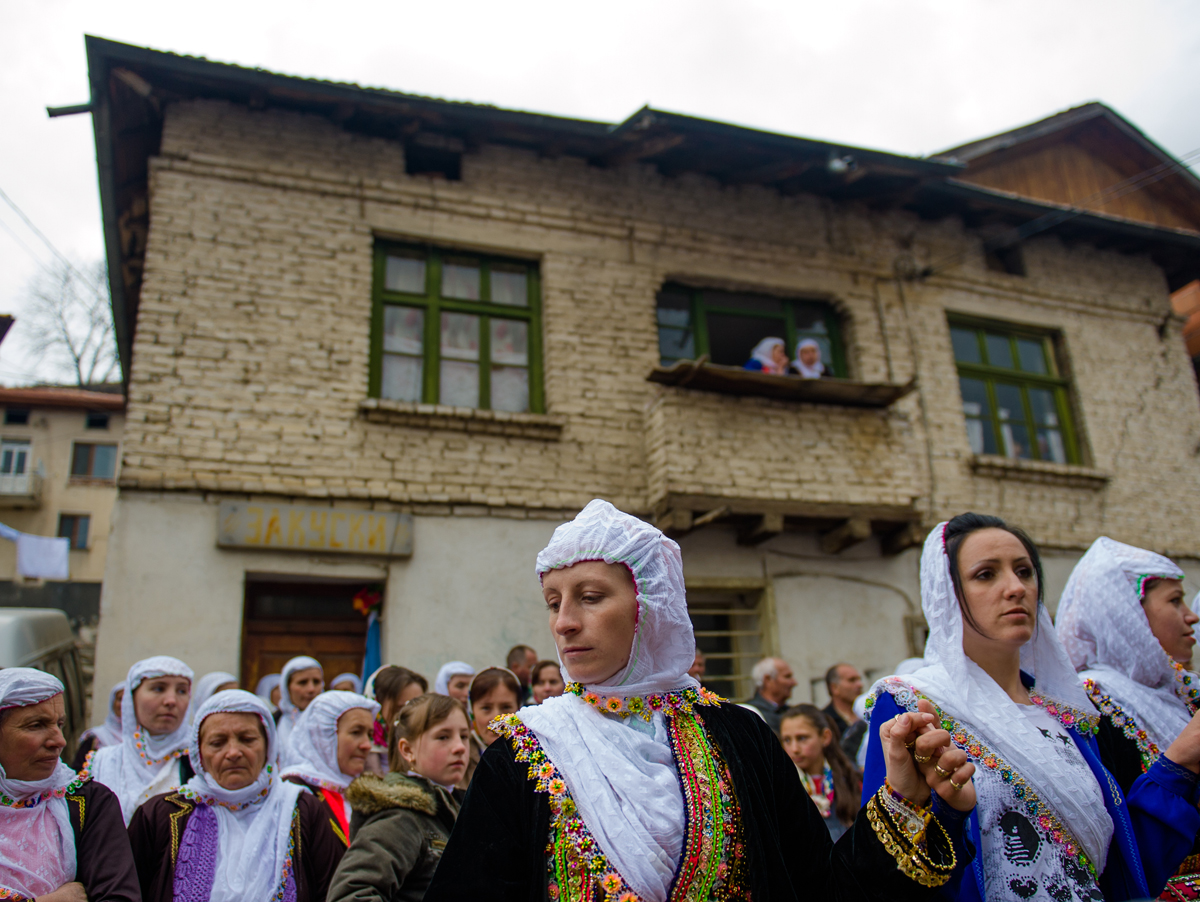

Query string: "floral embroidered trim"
[564, 682, 723, 722]
[494, 704, 748, 902]
[133, 726, 188, 768]
[177, 764, 275, 811]
[1163, 854, 1200, 902]
[0, 889, 31, 900]
[1170, 660, 1200, 715]
[1026, 691, 1100, 736]
[268, 806, 298, 902]
[1083, 678, 1160, 773]
[799, 763, 835, 819]
[867, 679, 1098, 880]
[0, 754, 94, 808]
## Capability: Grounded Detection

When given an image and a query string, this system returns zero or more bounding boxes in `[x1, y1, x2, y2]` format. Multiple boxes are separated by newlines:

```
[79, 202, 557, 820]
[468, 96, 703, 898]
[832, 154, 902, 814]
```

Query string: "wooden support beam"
[656, 508, 693, 538]
[882, 522, 926, 556]
[726, 157, 818, 186]
[596, 132, 685, 168]
[819, 517, 872, 555]
[737, 512, 784, 546]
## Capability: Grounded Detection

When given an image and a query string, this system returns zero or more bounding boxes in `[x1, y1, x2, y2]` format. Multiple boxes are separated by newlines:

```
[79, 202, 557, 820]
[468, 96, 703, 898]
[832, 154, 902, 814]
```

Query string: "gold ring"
[934, 764, 953, 778]
[914, 752, 932, 764]
[950, 778, 965, 792]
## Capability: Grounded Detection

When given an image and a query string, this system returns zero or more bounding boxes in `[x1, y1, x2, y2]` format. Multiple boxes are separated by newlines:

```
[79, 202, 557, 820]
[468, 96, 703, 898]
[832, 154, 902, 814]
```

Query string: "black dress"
[425, 701, 970, 902]
[64, 778, 142, 901]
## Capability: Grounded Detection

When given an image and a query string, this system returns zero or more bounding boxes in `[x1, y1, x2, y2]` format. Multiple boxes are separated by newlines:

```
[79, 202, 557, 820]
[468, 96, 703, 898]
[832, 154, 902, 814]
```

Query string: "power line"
[0, 217, 55, 277]
[0, 186, 103, 292]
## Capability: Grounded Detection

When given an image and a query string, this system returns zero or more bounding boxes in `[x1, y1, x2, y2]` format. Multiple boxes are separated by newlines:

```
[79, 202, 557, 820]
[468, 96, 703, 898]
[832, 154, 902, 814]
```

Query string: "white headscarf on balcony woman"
[176, 690, 305, 902]
[514, 499, 699, 902]
[1057, 536, 1196, 756]
[748, 336, 787, 375]
[0, 668, 77, 899]
[276, 656, 323, 753]
[89, 655, 194, 823]
[793, 338, 826, 378]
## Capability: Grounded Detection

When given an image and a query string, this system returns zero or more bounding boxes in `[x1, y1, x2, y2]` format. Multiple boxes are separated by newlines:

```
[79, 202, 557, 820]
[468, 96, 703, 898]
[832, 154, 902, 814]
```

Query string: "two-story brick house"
[82, 37, 1200, 708]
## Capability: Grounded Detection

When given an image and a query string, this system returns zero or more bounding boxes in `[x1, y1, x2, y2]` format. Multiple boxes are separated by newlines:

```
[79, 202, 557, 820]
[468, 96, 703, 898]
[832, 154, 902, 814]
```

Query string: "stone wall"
[119, 98, 1200, 556]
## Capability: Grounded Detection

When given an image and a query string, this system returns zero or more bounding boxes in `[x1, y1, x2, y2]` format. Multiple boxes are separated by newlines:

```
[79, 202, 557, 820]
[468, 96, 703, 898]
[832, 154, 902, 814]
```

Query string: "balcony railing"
[0, 472, 42, 507]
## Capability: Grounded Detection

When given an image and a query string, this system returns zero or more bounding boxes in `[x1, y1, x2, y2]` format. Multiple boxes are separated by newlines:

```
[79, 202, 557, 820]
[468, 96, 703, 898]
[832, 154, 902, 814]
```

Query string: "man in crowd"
[507, 644, 539, 704]
[745, 656, 796, 734]
[822, 662, 864, 737]
[688, 646, 706, 681]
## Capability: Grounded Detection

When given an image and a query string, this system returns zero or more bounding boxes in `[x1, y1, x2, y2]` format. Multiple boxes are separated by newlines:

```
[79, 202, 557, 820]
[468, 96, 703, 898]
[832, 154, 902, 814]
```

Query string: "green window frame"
[948, 316, 1080, 464]
[656, 283, 846, 376]
[369, 242, 544, 413]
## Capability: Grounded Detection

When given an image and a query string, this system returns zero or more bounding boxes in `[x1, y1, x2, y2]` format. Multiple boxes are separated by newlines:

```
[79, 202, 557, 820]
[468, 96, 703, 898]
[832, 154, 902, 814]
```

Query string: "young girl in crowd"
[276, 655, 325, 753]
[282, 690, 381, 846]
[327, 693, 470, 902]
[462, 667, 521, 788]
[89, 655, 195, 824]
[530, 659, 565, 704]
[779, 704, 861, 841]
[364, 665, 428, 775]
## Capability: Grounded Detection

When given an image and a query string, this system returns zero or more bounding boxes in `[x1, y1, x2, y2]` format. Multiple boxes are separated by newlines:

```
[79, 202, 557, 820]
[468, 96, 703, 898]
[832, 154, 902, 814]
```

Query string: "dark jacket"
[127, 789, 342, 902]
[64, 778, 142, 901]
[425, 701, 970, 902]
[745, 690, 785, 733]
[327, 772, 463, 902]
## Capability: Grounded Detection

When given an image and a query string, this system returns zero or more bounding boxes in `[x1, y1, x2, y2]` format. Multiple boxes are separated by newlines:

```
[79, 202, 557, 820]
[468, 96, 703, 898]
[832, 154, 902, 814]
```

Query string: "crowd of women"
[3, 499, 1200, 901]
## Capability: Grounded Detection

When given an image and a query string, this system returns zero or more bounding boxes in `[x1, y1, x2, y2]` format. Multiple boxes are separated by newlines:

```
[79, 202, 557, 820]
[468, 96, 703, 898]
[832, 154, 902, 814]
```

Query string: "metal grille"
[688, 590, 764, 703]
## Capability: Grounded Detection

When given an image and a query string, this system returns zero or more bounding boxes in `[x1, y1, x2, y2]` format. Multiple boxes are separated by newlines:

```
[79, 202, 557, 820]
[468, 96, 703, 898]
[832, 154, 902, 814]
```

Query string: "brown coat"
[127, 789, 343, 902]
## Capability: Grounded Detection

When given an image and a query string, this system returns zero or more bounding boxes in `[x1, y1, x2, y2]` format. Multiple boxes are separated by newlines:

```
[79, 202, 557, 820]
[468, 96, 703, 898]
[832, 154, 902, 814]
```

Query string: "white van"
[0, 608, 87, 747]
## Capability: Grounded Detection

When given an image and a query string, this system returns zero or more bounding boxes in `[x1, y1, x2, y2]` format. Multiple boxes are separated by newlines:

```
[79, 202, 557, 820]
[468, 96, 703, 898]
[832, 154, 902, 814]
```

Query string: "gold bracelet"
[865, 789, 955, 888]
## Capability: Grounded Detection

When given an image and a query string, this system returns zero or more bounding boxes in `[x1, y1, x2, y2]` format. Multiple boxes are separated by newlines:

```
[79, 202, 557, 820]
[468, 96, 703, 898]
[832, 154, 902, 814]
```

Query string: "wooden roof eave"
[647, 359, 916, 408]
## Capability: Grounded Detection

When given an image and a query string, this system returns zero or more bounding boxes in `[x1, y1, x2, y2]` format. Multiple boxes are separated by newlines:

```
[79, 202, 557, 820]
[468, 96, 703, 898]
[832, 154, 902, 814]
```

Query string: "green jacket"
[327, 772, 463, 902]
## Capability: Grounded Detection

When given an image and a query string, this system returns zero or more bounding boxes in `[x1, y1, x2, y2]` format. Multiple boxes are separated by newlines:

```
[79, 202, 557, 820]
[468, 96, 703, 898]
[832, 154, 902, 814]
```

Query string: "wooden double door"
[241, 578, 375, 693]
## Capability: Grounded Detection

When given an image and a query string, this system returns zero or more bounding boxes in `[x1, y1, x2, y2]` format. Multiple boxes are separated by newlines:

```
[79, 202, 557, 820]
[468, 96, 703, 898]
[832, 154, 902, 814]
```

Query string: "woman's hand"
[1164, 708, 1200, 774]
[35, 882, 87, 902]
[880, 699, 977, 812]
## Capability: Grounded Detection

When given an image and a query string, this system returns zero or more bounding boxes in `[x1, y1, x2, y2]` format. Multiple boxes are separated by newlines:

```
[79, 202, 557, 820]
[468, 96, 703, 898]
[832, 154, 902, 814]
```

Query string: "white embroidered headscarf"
[0, 669, 77, 898]
[1056, 536, 1193, 755]
[517, 499, 697, 902]
[79, 680, 124, 749]
[183, 690, 305, 902]
[434, 662, 475, 696]
[748, 336, 786, 375]
[189, 672, 239, 724]
[276, 656, 323, 752]
[793, 337, 826, 378]
[90, 655, 194, 824]
[280, 691, 379, 792]
[882, 523, 1113, 869]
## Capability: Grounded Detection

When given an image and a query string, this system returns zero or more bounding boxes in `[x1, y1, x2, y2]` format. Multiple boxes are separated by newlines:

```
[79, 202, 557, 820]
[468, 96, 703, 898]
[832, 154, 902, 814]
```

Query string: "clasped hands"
[880, 699, 977, 812]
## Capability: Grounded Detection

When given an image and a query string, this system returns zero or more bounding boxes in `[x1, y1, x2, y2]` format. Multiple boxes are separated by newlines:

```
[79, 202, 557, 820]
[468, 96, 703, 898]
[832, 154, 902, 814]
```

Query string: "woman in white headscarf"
[72, 679, 125, 768]
[89, 655, 195, 824]
[0, 667, 140, 901]
[330, 673, 363, 694]
[276, 655, 325, 753]
[281, 690, 380, 845]
[743, 336, 790, 375]
[1056, 536, 1200, 900]
[427, 499, 973, 902]
[189, 672, 239, 724]
[433, 661, 475, 702]
[255, 673, 282, 712]
[865, 514, 1200, 902]
[128, 689, 343, 902]
[792, 337, 828, 378]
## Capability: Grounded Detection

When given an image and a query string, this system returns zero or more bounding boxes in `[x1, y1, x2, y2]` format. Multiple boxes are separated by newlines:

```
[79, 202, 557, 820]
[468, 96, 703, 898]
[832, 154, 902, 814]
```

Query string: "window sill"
[647, 359, 915, 408]
[68, 477, 116, 486]
[359, 399, 565, 441]
[969, 455, 1110, 489]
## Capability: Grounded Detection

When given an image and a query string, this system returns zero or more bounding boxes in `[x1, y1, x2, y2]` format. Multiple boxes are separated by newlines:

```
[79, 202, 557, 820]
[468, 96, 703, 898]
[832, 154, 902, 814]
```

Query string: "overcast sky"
[2, 0, 1198, 385]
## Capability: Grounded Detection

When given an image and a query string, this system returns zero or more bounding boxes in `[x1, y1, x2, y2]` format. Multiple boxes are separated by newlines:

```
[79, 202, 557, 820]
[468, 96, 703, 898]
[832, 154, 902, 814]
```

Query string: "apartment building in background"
[81, 37, 1200, 709]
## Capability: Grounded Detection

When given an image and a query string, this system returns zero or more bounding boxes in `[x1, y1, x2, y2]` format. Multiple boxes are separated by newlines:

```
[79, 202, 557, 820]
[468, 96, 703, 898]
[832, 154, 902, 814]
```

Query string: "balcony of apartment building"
[645, 283, 922, 553]
[0, 439, 41, 508]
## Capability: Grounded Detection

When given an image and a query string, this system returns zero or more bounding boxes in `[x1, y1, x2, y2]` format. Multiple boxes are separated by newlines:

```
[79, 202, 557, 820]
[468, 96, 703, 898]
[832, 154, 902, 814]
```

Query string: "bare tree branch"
[21, 259, 120, 387]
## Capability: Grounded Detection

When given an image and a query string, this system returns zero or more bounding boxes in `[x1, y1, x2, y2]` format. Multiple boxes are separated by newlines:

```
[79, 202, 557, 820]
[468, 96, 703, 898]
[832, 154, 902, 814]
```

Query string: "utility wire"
[922, 145, 1200, 278]
[0, 186, 104, 292]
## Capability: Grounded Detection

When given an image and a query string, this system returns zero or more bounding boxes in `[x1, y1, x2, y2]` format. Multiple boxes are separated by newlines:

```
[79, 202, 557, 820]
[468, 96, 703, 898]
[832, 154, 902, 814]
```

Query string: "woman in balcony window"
[744, 336, 790, 375]
[792, 338, 829, 378]
[864, 514, 1200, 902]
[426, 499, 976, 902]
[89, 655, 195, 824]
[1056, 536, 1200, 900]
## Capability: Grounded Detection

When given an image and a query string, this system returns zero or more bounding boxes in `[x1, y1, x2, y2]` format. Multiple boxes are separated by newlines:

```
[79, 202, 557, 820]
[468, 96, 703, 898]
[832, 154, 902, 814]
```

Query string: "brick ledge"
[358, 399, 565, 441]
[970, 455, 1110, 489]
